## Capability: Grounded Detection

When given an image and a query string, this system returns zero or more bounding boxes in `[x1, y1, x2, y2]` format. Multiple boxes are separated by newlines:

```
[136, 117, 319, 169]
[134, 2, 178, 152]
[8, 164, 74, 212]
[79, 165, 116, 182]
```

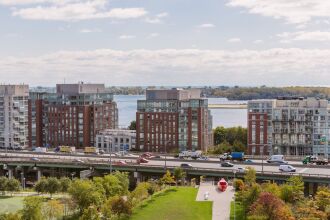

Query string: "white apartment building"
[96, 129, 136, 153]
[0, 85, 29, 149]
[248, 97, 330, 157]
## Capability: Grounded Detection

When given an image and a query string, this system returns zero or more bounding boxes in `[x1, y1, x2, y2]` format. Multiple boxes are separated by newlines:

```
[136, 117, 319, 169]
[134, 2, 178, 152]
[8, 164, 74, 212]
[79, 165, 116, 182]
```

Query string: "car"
[221, 162, 234, 167]
[244, 159, 253, 163]
[72, 159, 84, 163]
[31, 157, 40, 161]
[279, 164, 296, 172]
[237, 167, 246, 173]
[197, 156, 209, 160]
[180, 163, 193, 168]
[137, 157, 149, 164]
[118, 160, 127, 165]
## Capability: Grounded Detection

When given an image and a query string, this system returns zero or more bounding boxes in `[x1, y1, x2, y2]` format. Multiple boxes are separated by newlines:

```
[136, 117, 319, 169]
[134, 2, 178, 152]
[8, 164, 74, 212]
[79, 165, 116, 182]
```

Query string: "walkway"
[196, 181, 235, 220]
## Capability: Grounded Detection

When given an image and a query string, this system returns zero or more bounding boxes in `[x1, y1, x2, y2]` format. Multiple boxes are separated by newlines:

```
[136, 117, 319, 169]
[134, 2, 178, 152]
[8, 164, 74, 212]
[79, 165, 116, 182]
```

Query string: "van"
[279, 165, 296, 172]
[267, 155, 286, 163]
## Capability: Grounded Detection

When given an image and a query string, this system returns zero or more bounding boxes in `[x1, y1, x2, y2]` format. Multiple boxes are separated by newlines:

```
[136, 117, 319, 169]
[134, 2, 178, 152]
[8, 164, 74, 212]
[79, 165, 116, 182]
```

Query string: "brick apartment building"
[28, 83, 118, 148]
[248, 97, 330, 157]
[136, 88, 213, 153]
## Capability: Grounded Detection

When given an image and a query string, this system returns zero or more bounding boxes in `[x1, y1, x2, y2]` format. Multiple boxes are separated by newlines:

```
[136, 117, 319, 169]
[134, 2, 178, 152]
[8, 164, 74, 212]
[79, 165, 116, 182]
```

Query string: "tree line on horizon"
[105, 86, 330, 100]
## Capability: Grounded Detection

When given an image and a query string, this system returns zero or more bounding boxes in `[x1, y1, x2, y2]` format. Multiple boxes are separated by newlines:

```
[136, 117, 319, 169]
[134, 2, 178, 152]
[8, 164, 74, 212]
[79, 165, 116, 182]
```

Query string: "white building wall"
[95, 129, 136, 153]
[0, 85, 29, 149]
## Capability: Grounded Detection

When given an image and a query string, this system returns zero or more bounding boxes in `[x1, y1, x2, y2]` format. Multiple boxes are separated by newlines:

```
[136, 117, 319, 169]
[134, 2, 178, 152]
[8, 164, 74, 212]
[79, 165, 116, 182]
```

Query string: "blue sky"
[1, 0, 330, 86]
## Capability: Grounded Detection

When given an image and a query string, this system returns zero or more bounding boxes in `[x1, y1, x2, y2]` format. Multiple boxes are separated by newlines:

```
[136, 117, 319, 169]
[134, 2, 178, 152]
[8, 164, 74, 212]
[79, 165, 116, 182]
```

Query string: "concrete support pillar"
[37, 169, 42, 181]
[7, 168, 13, 179]
[134, 171, 141, 183]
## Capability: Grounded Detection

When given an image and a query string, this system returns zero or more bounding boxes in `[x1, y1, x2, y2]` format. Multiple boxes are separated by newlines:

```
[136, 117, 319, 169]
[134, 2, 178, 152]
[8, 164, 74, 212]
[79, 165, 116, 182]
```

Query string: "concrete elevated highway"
[0, 152, 329, 194]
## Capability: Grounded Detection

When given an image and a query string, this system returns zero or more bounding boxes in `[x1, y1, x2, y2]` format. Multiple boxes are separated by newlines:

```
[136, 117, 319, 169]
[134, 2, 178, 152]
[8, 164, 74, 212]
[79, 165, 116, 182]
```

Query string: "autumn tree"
[249, 192, 294, 220]
[80, 206, 100, 220]
[42, 199, 64, 220]
[103, 196, 132, 219]
[315, 187, 330, 212]
[160, 170, 175, 186]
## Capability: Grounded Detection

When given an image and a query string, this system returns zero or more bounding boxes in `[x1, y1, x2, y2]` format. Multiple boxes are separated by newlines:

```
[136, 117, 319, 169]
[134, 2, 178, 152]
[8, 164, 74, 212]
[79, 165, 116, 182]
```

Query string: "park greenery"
[0, 168, 196, 220]
[232, 167, 330, 220]
[210, 126, 247, 154]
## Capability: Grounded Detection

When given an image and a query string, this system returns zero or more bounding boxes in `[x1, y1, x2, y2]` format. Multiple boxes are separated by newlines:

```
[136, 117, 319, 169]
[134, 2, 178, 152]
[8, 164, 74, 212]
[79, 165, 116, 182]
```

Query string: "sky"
[1, 0, 330, 86]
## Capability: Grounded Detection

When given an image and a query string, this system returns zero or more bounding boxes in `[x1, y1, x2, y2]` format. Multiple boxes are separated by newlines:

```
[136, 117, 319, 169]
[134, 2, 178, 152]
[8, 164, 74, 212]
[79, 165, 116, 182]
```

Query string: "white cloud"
[228, 38, 241, 43]
[118, 35, 136, 40]
[278, 31, 330, 42]
[197, 23, 215, 28]
[156, 12, 168, 18]
[80, 28, 101, 33]
[2, 48, 330, 86]
[5, 0, 147, 21]
[253, 40, 263, 44]
[147, 33, 159, 38]
[227, 0, 330, 24]
[145, 12, 168, 24]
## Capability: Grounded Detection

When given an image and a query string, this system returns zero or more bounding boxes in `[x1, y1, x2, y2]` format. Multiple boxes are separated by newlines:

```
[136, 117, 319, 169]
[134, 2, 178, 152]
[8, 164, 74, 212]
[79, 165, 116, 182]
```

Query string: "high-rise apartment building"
[28, 83, 118, 148]
[0, 85, 29, 149]
[136, 88, 213, 152]
[248, 97, 330, 157]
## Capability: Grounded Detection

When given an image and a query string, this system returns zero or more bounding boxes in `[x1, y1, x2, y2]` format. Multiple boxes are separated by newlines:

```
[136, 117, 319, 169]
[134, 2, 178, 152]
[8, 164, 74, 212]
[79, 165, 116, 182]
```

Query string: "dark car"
[221, 162, 234, 167]
[180, 163, 193, 168]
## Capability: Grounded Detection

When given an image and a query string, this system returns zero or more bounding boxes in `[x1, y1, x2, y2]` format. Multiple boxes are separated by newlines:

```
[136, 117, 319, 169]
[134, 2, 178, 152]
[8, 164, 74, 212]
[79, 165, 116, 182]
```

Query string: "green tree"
[214, 126, 227, 145]
[280, 176, 304, 204]
[130, 182, 149, 206]
[79, 206, 100, 220]
[21, 197, 43, 220]
[261, 182, 281, 198]
[68, 179, 104, 212]
[160, 170, 175, 186]
[232, 140, 246, 152]
[43, 199, 64, 220]
[6, 178, 20, 196]
[244, 167, 256, 186]
[59, 177, 71, 193]
[45, 177, 61, 198]
[173, 167, 186, 186]
[0, 177, 8, 195]
[93, 175, 122, 199]
[128, 120, 136, 130]
[35, 178, 47, 194]
[211, 141, 232, 154]
[112, 171, 129, 195]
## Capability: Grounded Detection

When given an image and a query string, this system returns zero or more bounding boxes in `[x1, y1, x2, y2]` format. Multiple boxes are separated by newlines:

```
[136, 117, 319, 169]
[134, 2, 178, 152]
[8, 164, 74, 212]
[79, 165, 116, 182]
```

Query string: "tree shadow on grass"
[136, 188, 178, 210]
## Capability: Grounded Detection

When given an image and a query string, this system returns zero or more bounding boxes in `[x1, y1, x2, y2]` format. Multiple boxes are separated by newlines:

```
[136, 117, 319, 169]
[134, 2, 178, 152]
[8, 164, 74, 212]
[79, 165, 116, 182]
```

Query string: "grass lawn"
[129, 187, 212, 220]
[230, 201, 245, 220]
[0, 196, 24, 213]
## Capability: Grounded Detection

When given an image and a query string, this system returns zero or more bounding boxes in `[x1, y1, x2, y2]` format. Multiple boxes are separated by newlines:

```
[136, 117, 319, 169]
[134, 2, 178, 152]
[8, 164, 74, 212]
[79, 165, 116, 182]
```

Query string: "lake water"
[114, 95, 247, 129]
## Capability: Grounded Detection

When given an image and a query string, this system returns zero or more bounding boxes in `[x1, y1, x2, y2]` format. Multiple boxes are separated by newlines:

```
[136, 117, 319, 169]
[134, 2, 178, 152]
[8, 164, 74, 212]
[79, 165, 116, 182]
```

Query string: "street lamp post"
[233, 170, 236, 220]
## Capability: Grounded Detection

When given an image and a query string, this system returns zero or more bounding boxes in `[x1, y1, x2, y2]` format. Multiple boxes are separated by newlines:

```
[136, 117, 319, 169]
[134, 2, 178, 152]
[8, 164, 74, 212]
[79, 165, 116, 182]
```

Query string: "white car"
[237, 167, 246, 173]
[279, 165, 296, 172]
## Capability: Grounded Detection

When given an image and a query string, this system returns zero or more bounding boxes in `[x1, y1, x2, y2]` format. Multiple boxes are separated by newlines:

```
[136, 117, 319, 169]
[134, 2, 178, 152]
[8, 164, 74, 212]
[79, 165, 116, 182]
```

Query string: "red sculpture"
[217, 178, 228, 192]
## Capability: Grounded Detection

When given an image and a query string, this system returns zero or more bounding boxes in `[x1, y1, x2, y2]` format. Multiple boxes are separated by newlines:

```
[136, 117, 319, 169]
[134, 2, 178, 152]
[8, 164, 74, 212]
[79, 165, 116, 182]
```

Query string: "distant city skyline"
[1, 0, 330, 86]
